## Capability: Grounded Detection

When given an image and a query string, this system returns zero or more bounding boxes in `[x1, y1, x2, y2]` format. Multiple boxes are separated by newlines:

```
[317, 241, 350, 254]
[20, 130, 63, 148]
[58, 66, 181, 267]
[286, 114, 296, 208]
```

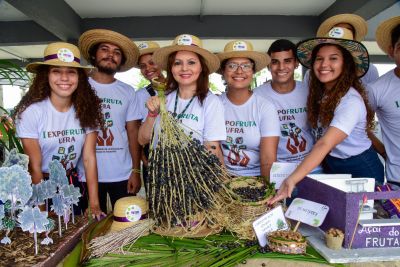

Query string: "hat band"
[113, 213, 148, 222]
[44, 54, 81, 63]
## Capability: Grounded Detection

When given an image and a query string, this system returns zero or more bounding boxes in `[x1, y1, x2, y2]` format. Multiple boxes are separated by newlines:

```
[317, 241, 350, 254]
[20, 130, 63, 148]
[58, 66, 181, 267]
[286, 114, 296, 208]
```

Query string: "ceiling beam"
[4, 0, 82, 41]
[320, 0, 398, 22]
[83, 15, 319, 41]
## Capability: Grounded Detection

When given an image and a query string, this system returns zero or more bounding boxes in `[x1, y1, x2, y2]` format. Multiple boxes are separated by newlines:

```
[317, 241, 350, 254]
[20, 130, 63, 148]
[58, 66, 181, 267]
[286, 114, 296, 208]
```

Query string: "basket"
[267, 230, 307, 254]
[222, 176, 275, 239]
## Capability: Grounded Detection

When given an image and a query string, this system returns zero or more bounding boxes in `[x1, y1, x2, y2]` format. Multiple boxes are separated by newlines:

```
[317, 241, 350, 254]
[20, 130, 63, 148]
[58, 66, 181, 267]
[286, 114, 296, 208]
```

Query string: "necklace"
[172, 91, 195, 118]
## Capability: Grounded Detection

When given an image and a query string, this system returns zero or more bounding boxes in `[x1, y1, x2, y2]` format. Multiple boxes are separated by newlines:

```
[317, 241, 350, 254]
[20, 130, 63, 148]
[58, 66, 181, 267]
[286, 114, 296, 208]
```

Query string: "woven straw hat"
[26, 42, 92, 73]
[376, 16, 400, 55]
[317, 14, 368, 42]
[109, 196, 149, 233]
[296, 37, 369, 78]
[217, 40, 270, 72]
[78, 29, 139, 72]
[152, 34, 220, 73]
[138, 41, 161, 56]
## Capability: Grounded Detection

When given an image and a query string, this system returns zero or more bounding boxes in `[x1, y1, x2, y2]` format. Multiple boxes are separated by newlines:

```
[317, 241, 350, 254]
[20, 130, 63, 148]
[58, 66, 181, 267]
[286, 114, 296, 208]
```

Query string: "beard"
[95, 58, 121, 75]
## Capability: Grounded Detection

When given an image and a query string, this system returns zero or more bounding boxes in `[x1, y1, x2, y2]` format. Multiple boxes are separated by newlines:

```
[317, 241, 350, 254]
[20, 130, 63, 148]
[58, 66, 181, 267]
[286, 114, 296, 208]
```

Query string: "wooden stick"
[293, 221, 301, 232]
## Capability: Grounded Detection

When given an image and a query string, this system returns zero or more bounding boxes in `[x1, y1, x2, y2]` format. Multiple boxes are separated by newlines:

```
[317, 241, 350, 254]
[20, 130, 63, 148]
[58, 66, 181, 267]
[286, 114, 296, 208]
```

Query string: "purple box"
[297, 177, 400, 248]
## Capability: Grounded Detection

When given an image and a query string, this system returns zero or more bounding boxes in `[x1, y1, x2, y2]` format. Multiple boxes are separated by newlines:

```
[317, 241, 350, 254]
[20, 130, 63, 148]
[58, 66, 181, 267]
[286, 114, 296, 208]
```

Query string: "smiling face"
[138, 53, 163, 81]
[313, 45, 344, 90]
[94, 42, 123, 74]
[171, 51, 202, 88]
[48, 66, 78, 100]
[223, 57, 254, 90]
[269, 50, 298, 87]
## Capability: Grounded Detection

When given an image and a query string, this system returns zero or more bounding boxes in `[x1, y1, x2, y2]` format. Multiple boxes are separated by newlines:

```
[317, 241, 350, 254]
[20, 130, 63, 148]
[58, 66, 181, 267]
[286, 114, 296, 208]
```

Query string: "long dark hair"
[165, 51, 210, 105]
[307, 43, 374, 130]
[14, 65, 104, 129]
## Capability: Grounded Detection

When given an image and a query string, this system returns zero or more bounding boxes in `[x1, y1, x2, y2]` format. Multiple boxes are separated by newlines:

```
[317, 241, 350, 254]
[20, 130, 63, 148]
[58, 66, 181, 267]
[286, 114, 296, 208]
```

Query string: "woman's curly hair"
[307, 43, 374, 131]
[13, 66, 104, 129]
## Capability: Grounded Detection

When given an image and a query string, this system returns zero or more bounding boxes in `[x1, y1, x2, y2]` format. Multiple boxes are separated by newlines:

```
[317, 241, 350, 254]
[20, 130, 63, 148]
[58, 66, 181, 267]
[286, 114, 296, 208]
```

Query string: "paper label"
[285, 198, 329, 227]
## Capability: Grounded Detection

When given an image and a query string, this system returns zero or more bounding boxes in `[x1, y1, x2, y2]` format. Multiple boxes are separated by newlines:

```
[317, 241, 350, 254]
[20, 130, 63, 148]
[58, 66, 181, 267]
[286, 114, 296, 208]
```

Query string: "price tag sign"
[252, 205, 289, 247]
[285, 198, 329, 227]
[270, 162, 298, 188]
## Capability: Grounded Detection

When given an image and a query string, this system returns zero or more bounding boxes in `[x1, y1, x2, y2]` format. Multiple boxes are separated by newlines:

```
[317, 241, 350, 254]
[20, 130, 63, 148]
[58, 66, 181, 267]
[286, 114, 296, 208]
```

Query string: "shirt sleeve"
[259, 98, 281, 137]
[126, 86, 142, 122]
[366, 84, 378, 111]
[330, 92, 364, 136]
[203, 94, 227, 142]
[16, 106, 40, 139]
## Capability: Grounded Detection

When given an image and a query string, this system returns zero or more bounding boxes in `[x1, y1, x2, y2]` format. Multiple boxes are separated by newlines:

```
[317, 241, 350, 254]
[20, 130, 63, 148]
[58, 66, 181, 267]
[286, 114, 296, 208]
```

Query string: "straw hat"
[138, 41, 161, 56]
[217, 40, 270, 72]
[109, 196, 149, 233]
[78, 29, 139, 72]
[376, 16, 400, 55]
[26, 42, 92, 73]
[317, 14, 368, 42]
[152, 34, 220, 73]
[296, 37, 369, 78]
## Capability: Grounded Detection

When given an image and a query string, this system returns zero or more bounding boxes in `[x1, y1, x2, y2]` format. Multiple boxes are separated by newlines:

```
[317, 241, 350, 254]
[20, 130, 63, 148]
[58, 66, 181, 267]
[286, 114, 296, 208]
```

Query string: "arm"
[21, 138, 43, 184]
[204, 141, 225, 166]
[82, 132, 105, 219]
[260, 136, 279, 181]
[268, 126, 347, 204]
[367, 130, 386, 160]
[138, 96, 160, 145]
[127, 120, 142, 194]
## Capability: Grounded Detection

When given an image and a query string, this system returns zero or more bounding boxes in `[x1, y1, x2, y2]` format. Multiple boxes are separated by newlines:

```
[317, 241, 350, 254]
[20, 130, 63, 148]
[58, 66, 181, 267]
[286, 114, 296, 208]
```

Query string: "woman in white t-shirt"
[138, 34, 226, 162]
[217, 40, 280, 178]
[269, 36, 384, 204]
[14, 42, 105, 219]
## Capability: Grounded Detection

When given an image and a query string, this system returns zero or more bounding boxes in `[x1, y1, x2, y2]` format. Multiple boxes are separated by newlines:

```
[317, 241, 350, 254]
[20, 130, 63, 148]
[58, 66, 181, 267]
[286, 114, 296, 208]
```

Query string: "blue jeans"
[323, 146, 384, 185]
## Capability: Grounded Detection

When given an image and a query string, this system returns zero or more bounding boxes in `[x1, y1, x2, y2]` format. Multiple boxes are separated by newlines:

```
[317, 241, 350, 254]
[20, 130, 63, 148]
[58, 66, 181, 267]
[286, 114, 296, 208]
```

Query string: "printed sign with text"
[270, 162, 298, 189]
[285, 198, 329, 227]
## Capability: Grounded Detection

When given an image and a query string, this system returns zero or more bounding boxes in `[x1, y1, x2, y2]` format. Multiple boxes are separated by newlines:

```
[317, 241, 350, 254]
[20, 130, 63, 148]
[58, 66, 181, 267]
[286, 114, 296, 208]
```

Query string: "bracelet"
[147, 111, 159, 118]
[132, 168, 142, 174]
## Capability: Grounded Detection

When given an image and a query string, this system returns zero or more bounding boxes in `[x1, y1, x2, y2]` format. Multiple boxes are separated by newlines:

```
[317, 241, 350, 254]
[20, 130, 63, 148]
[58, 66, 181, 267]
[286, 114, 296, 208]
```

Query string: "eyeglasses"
[225, 62, 254, 72]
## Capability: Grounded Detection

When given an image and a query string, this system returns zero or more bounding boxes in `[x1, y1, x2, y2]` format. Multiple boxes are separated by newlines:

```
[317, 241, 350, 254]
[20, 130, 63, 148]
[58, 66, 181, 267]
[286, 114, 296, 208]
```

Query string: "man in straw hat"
[78, 29, 142, 212]
[254, 39, 320, 173]
[135, 41, 166, 192]
[304, 13, 379, 85]
[367, 16, 400, 188]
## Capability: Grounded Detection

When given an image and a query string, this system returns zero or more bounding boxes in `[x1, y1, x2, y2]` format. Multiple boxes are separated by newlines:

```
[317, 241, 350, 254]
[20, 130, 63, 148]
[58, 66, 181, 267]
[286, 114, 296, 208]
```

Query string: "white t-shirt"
[313, 88, 371, 159]
[85, 77, 141, 183]
[136, 86, 158, 122]
[254, 81, 314, 164]
[16, 98, 88, 174]
[220, 93, 280, 176]
[157, 90, 226, 143]
[367, 69, 400, 182]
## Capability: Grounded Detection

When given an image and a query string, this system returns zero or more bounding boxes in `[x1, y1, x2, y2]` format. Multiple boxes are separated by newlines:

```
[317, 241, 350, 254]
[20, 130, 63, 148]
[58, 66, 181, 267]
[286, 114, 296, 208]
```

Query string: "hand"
[85, 204, 106, 221]
[127, 171, 141, 194]
[146, 96, 161, 115]
[268, 177, 296, 205]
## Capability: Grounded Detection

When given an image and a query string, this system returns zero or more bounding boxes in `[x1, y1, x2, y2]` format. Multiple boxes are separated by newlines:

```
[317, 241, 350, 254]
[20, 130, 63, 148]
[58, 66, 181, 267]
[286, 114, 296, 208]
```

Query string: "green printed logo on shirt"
[225, 120, 257, 134]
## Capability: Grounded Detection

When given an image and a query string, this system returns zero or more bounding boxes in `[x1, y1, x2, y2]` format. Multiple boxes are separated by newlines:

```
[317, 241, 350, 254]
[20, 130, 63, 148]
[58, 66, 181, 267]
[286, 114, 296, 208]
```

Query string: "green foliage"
[0, 106, 23, 153]
[135, 74, 150, 90]
[0, 59, 31, 87]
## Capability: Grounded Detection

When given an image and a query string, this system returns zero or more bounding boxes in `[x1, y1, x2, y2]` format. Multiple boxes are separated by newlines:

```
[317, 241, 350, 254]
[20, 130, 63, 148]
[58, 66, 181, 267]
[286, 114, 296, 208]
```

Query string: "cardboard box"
[297, 177, 400, 248]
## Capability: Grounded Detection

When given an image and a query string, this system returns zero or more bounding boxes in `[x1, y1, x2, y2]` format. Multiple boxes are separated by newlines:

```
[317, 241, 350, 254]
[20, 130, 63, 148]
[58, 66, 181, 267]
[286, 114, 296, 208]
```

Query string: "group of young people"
[13, 13, 400, 218]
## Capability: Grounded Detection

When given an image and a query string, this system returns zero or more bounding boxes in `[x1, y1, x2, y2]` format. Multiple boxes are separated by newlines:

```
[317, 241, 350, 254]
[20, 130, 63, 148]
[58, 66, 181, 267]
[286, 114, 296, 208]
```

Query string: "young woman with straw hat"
[217, 40, 279, 178]
[269, 36, 384, 204]
[14, 42, 105, 219]
[368, 16, 400, 188]
[138, 34, 226, 163]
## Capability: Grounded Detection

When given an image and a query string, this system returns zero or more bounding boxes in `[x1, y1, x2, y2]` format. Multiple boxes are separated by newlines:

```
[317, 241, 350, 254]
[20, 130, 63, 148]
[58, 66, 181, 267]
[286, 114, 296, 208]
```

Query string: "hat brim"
[26, 61, 93, 73]
[316, 14, 368, 42]
[376, 16, 400, 55]
[217, 51, 270, 72]
[152, 45, 220, 74]
[78, 29, 139, 72]
[296, 37, 369, 78]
